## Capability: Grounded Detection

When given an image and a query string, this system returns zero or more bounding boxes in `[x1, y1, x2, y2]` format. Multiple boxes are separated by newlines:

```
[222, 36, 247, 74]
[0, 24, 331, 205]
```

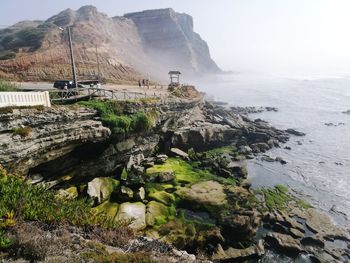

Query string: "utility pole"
[95, 45, 101, 82]
[67, 26, 78, 97]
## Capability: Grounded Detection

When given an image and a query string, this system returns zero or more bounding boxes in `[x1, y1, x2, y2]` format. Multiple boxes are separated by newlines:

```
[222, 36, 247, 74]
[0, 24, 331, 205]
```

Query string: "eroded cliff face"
[0, 6, 220, 82]
[0, 106, 110, 175]
[125, 8, 220, 75]
[0, 95, 288, 182]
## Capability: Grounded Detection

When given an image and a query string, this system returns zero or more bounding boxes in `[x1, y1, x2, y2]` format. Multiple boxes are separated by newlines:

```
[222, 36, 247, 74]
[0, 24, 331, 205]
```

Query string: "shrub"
[131, 111, 153, 133]
[79, 100, 156, 135]
[0, 166, 120, 229]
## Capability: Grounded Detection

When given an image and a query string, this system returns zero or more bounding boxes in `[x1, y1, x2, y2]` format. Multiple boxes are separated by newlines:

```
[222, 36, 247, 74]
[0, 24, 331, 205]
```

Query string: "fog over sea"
[198, 73, 350, 225]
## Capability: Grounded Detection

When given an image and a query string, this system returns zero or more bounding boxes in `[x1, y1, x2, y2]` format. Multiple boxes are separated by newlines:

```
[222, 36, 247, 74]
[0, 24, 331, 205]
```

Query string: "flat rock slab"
[176, 180, 227, 207]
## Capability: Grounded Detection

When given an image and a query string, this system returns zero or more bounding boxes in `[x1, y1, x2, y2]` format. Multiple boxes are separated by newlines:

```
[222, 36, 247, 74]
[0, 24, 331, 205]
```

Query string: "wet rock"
[212, 240, 265, 261]
[250, 143, 270, 153]
[248, 132, 270, 143]
[87, 177, 119, 204]
[239, 145, 252, 154]
[265, 107, 278, 112]
[261, 155, 275, 162]
[301, 236, 325, 248]
[275, 157, 287, 164]
[116, 202, 146, 230]
[285, 129, 306, 136]
[265, 232, 302, 255]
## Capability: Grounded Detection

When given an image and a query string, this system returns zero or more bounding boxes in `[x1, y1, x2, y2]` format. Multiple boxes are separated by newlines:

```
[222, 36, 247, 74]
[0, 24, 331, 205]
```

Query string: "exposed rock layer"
[0, 6, 220, 82]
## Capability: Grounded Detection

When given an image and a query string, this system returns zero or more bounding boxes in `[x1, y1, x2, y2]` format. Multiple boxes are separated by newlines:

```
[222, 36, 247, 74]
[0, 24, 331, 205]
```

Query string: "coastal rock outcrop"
[0, 106, 110, 175]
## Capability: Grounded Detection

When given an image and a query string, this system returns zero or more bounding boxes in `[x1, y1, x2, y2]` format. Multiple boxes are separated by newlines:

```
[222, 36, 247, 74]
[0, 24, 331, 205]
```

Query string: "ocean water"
[198, 73, 350, 225]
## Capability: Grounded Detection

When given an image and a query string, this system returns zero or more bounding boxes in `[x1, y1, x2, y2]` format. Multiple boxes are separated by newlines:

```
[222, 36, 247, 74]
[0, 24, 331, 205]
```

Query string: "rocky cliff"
[1, 98, 349, 262]
[0, 6, 220, 83]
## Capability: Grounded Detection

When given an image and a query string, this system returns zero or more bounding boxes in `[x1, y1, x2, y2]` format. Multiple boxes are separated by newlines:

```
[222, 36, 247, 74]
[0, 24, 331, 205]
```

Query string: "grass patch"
[0, 80, 17, 92]
[79, 100, 157, 135]
[146, 158, 215, 184]
[11, 127, 32, 138]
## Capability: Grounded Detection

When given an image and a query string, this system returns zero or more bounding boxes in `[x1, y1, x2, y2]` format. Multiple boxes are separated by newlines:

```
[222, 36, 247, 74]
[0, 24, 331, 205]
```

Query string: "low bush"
[79, 100, 156, 135]
[0, 166, 126, 250]
[0, 80, 17, 92]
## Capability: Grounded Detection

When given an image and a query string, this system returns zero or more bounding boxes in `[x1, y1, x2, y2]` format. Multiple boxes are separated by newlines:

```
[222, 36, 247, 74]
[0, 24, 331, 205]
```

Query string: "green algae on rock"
[146, 158, 214, 184]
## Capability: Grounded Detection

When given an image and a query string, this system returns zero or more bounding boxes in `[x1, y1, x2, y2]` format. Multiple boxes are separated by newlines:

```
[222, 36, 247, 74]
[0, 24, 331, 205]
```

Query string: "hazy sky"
[2, 0, 350, 76]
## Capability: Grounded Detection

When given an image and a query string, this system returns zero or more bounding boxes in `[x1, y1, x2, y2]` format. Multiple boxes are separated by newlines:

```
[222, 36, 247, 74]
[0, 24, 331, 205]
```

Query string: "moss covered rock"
[116, 202, 146, 230]
[176, 180, 227, 214]
[146, 158, 214, 184]
[146, 201, 170, 226]
[148, 191, 175, 206]
[92, 200, 119, 220]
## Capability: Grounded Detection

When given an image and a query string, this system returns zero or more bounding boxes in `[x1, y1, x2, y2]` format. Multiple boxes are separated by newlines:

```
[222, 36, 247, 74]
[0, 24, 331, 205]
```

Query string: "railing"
[49, 87, 167, 103]
[0, 91, 51, 108]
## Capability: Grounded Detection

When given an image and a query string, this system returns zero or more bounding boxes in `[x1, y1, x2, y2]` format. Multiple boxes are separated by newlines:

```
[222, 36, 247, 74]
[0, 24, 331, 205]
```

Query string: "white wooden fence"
[0, 92, 51, 108]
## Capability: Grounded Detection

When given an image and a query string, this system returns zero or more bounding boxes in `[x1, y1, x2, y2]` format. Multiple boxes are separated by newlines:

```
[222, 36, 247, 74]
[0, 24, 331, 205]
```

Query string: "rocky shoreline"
[0, 96, 349, 262]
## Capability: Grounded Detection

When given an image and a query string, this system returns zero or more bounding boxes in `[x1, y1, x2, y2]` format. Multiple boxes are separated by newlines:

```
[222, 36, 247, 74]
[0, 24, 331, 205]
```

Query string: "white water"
[198, 73, 350, 225]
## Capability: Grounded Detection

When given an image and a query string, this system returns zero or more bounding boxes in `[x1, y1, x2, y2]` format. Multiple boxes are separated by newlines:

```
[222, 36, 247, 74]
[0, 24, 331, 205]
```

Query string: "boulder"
[134, 187, 145, 201]
[250, 143, 270, 153]
[116, 202, 146, 230]
[154, 154, 168, 164]
[146, 201, 169, 226]
[170, 148, 189, 159]
[92, 200, 119, 220]
[285, 129, 306, 136]
[87, 177, 119, 204]
[176, 181, 227, 213]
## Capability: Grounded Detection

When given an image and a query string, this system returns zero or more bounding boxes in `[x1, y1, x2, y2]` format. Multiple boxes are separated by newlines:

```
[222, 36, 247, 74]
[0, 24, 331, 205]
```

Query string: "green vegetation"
[0, 80, 17, 92]
[0, 26, 47, 51]
[255, 184, 312, 211]
[0, 166, 122, 249]
[11, 127, 32, 138]
[79, 100, 157, 135]
[146, 158, 215, 184]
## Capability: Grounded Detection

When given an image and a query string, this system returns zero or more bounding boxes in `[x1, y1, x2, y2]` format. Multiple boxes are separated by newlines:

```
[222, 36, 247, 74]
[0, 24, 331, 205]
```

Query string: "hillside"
[0, 6, 221, 83]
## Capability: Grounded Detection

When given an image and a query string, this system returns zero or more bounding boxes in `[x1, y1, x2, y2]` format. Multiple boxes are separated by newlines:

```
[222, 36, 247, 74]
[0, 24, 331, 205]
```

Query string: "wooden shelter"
[168, 71, 181, 85]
